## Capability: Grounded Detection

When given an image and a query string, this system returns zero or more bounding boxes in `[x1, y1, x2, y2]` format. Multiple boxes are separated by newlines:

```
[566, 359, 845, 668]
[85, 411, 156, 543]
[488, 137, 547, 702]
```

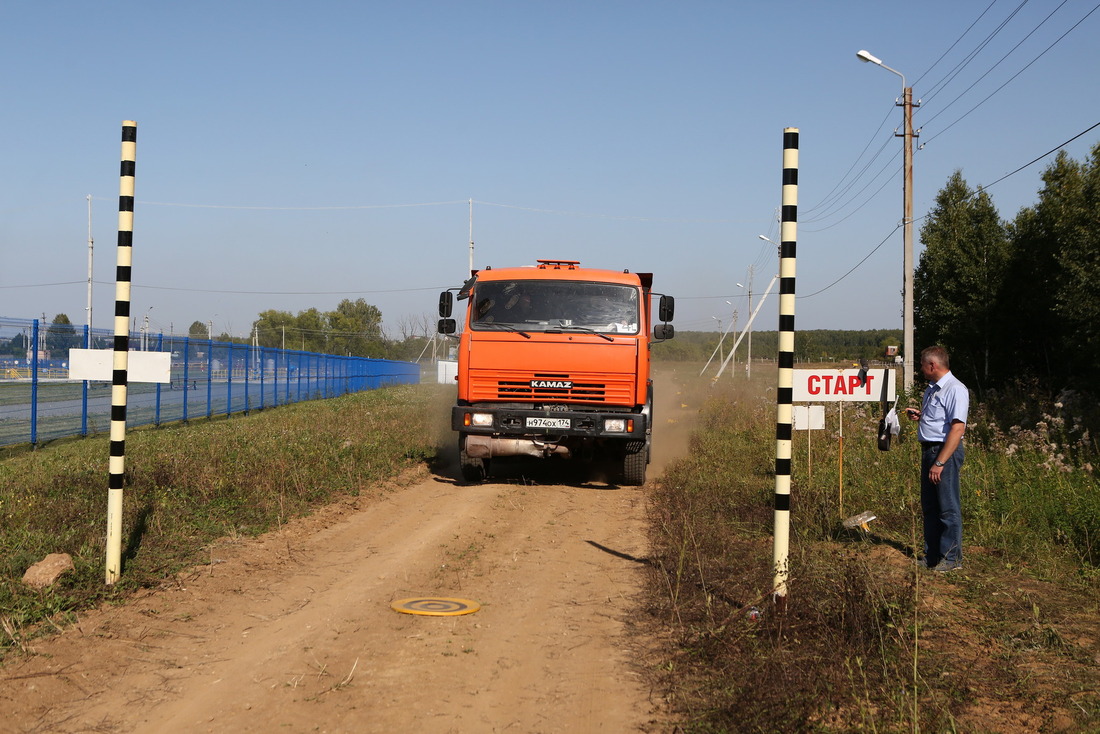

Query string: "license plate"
[526, 417, 571, 429]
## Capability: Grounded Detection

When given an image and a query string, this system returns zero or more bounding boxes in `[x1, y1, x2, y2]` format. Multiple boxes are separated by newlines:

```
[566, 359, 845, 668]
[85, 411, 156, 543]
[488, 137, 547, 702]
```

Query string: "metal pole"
[87, 194, 94, 333]
[30, 320, 39, 446]
[106, 121, 137, 585]
[746, 265, 754, 379]
[772, 127, 799, 609]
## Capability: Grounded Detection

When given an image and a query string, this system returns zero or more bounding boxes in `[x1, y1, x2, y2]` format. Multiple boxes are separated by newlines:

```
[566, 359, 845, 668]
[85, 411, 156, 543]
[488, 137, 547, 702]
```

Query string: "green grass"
[646, 366, 1100, 732]
[0, 383, 452, 657]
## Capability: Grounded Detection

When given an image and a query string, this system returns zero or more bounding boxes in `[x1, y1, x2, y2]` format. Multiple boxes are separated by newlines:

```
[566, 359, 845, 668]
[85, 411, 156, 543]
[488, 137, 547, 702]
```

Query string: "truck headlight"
[604, 418, 634, 433]
[470, 412, 494, 427]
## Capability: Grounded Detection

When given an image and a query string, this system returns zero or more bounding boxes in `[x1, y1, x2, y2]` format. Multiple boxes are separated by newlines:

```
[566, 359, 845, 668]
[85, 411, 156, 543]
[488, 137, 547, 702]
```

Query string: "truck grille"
[469, 371, 635, 405]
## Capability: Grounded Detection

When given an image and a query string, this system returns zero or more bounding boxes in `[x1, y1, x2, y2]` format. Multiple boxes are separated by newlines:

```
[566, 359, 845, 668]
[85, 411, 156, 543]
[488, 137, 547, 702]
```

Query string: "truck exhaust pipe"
[465, 435, 571, 459]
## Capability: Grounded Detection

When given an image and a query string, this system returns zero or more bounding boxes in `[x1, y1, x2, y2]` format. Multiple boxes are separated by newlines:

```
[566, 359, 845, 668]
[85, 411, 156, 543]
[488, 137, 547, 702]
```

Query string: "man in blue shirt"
[905, 346, 968, 572]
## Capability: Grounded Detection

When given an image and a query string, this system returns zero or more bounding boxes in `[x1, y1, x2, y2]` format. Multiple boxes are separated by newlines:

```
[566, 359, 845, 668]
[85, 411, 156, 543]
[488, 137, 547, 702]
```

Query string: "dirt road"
[2, 371, 699, 733]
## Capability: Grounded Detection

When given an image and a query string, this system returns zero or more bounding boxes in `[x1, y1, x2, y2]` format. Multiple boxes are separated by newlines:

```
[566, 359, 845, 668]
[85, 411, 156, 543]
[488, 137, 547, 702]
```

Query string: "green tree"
[326, 299, 384, 357]
[294, 308, 328, 353]
[45, 313, 82, 354]
[253, 309, 298, 349]
[1001, 148, 1100, 385]
[188, 321, 210, 339]
[1049, 144, 1100, 383]
[915, 171, 1010, 389]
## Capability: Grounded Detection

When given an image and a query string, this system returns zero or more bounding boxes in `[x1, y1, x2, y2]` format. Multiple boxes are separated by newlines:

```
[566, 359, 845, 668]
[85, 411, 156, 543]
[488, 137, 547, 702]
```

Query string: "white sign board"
[792, 404, 825, 430]
[68, 349, 172, 384]
[792, 368, 896, 403]
[437, 360, 458, 384]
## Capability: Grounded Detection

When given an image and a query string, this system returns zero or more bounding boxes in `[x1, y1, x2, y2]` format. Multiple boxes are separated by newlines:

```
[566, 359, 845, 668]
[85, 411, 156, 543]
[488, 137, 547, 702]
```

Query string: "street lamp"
[141, 306, 153, 351]
[758, 233, 779, 257]
[857, 48, 916, 391]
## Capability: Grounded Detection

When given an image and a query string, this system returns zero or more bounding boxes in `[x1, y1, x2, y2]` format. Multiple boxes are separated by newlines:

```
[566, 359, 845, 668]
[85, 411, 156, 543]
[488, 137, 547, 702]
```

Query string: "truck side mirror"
[658, 295, 675, 322]
[439, 291, 453, 317]
[438, 318, 457, 335]
[653, 323, 675, 341]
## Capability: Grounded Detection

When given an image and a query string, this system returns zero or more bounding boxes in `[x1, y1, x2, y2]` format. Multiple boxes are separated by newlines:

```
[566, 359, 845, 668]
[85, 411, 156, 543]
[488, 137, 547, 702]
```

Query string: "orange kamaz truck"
[437, 259, 674, 485]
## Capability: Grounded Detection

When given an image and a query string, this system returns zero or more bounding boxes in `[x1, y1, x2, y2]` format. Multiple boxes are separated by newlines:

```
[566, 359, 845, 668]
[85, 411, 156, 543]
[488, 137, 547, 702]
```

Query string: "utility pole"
[742, 266, 755, 380]
[857, 49, 918, 391]
[86, 195, 94, 334]
[899, 85, 918, 392]
[468, 198, 475, 274]
[713, 316, 723, 365]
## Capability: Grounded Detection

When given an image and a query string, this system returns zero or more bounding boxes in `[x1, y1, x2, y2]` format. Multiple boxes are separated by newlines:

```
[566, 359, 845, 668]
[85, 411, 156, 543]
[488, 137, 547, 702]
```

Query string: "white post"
[87, 194, 94, 334]
[106, 121, 137, 585]
[772, 128, 799, 609]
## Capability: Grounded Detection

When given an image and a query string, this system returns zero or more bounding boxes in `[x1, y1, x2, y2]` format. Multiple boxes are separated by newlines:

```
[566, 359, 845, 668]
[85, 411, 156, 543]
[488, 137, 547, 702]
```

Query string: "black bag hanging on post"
[877, 416, 892, 450]
[877, 368, 894, 451]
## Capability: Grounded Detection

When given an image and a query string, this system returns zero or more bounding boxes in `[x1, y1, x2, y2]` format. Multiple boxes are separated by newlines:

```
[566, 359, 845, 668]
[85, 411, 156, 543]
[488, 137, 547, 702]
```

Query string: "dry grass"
[645, 366, 1100, 732]
[0, 383, 454, 658]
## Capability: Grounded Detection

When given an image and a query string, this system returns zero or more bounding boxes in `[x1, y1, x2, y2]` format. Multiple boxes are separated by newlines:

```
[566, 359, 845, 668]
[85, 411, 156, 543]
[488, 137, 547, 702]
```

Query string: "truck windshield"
[470, 280, 640, 335]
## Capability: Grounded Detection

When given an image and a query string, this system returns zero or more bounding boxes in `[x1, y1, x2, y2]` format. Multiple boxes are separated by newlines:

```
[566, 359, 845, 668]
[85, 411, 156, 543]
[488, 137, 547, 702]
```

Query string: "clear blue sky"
[2, 1, 1097, 340]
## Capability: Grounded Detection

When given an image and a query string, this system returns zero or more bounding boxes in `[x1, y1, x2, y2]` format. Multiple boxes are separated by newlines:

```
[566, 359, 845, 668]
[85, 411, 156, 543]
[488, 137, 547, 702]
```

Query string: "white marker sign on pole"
[792, 404, 825, 430]
[792, 368, 896, 403]
[69, 349, 171, 384]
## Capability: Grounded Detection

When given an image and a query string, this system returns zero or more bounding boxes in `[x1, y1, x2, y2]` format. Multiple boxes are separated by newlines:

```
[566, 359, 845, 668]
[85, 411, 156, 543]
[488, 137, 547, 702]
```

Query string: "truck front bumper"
[452, 405, 647, 441]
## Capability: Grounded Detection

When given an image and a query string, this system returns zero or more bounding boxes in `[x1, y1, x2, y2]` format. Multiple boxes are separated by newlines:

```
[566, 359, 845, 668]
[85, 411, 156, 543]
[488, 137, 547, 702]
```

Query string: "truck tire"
[458, 435, 488, 483]
[622, 445, 647, 486]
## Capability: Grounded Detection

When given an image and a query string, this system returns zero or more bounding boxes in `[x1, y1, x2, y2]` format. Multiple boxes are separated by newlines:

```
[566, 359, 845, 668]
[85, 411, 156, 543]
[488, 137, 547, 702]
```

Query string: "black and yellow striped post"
[106, 121, 137, 584]
[772, 127, 798, 607]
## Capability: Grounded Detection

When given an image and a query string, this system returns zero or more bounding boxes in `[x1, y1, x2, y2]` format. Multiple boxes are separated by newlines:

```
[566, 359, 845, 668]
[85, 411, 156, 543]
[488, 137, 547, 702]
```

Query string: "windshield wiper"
[544, 324, 614, 342]
[479, 322, 531, 338]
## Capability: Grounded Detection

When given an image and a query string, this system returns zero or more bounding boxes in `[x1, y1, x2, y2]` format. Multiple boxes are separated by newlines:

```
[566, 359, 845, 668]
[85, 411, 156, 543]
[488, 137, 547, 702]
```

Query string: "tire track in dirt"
[1, 476, 664, 733]
[2, 367, 704, 733]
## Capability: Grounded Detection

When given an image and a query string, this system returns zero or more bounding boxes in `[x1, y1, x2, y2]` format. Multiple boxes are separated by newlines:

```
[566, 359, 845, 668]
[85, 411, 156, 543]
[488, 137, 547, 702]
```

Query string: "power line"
[912, 0, 1002, 89]
[802, 165, 899, 233]
[921, 0, 1073, 130]
[801, 101, 897, 215]
[0, 278, 447, 297]
[92, 196, 468, 211]
[472, 199, 750, 224]
[977, 119, 1100, 192]
[801, 124, 896, 222]
[0, 280, 85, 289]
[802, 146, 901, 225]
[126, 282, 447, 296]
[921, 0, 1032, 104]
[922, 1, 1100, 146]
[802, 119, 1100, 299]
[797, 225, 902, 300]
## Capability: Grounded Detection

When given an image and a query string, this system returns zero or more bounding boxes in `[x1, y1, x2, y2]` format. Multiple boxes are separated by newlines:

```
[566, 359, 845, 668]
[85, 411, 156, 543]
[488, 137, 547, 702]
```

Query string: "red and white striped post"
[772, 127, 799, 608]
[106, 121, 137, 584]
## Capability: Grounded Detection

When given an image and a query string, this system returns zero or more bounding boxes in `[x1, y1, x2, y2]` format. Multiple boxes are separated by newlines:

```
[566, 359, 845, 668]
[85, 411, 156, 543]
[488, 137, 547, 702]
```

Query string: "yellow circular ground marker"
[391, 597, 481, 616]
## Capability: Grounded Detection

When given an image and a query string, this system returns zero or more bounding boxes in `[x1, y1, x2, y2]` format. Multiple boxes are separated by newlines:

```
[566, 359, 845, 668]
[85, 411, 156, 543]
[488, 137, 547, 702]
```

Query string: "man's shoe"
[932, 560, 962, 573]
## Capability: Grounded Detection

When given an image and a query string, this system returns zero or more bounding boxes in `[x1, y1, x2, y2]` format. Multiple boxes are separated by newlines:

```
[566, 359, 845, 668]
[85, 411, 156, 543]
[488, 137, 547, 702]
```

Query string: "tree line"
[653, 328, 901, 364]
[2, 300, 436, 363]
[916, 142, 1100, 396]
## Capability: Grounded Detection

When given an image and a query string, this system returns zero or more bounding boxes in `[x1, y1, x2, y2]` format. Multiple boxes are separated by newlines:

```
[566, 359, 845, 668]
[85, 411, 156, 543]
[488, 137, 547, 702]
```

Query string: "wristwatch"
[934, 460, 946, 467]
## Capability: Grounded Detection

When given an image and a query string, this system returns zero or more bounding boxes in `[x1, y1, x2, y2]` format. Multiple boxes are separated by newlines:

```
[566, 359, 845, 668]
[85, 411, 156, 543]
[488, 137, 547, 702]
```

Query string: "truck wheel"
[459, 436, 488, 483]
[622, 447, 647, 486]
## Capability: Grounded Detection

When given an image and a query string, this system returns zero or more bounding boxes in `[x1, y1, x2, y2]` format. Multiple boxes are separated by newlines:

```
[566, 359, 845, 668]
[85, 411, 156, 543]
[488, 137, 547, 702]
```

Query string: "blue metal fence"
[0, 317, 420, 447]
